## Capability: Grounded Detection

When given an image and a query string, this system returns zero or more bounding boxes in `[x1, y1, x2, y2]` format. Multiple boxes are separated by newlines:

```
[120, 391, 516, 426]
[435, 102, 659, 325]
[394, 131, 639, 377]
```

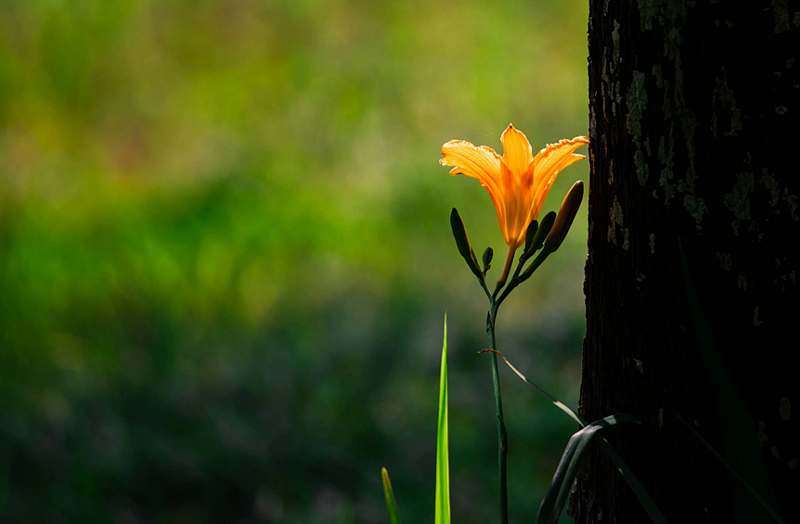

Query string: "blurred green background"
[0, 0, 589, 522]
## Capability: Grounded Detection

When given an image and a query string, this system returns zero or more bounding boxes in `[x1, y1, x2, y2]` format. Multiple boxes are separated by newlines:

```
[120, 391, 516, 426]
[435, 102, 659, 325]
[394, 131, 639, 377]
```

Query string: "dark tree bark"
[571, 1, 800, 523]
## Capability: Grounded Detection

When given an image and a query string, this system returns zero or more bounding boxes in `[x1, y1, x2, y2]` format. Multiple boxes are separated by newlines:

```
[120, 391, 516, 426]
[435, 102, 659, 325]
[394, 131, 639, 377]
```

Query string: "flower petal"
[440, 139, 504, 205]
[500, 124, 534, 180]
[441, 140, 509, 243]
[530, 136, 589, 213]
[531, 137, 589, 186]
[500, 161, 531, 248]
[441, 140, 501, 184]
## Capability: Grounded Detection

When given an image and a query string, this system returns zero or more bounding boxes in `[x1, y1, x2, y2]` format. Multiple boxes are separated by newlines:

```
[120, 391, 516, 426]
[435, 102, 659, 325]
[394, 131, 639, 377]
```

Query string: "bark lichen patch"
[712, 68, 743, 137]
[772, 0, 791, 33]
[634, 0, 696, 211]
[652, 64, 663, 88]
[626, 71, 648, 137]
[779, 397, 791, 421]
[716, 251, 732, 271]
[612, 20, 621, 72]
[601, 48, 610, 120]
[637, 0, 694, 32]
[723, 172, 755, 236]
[683, 194, 707, 228]
[637, 0, 657, 30]
[611, 195, 624, 226]
[663, 83, 672, 118]
[760, 169, 781, 207]
[680, 112, 697, 192]
[738, 274, 747, 291]
[785, 191, 798, 221]
[608, 195, 624, 246]
[759, 170, 799, 221]
[758, 420, 768, 445]
[658, 132, 676, 203]
[634, 140, 650, 186]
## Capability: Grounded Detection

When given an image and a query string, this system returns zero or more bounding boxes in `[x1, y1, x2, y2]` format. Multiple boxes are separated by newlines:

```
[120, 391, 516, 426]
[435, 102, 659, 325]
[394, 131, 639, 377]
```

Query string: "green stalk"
[487, 305, 508, 524]
[435, 314, 451, 524]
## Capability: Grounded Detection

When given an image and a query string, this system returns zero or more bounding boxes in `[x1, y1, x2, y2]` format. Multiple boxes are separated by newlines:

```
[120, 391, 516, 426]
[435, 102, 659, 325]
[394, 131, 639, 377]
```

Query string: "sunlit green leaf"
[435, 313, 450, 524]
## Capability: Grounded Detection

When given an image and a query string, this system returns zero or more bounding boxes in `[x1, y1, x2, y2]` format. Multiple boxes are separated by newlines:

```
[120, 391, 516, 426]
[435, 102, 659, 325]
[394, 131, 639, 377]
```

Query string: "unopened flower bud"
[531, 211, 556, 254]
[482, 247, 493, 272]
[522, 220, 539, 258]
[450, 208, 483, 279]
[544, 181, 584, 252]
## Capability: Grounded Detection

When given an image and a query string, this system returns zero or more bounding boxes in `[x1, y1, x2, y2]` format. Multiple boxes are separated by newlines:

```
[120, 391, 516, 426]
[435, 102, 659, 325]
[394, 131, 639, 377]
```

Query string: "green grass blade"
[493, 350, 669, 524]
[537, 415, 638, 524]
[381, 468, 403, 524]
[435, 313, 450, 524]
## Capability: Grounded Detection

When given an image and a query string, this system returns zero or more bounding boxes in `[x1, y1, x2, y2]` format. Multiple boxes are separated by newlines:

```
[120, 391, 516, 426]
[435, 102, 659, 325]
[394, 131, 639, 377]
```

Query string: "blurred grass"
[0, 0, 589, 522]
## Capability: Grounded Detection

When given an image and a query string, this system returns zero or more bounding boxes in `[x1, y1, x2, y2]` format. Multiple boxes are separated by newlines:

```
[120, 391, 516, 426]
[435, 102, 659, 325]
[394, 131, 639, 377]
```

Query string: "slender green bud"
[531, 211, 556, 254]
[545, 180, 584, 252]
[450, 208, 483, 279]
[522, 220, 539, 258]
[482, 247, 493, 273]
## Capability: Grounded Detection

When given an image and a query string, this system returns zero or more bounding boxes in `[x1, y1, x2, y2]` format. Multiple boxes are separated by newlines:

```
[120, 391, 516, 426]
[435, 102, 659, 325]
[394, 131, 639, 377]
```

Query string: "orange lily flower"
[440, 125, 589, 250]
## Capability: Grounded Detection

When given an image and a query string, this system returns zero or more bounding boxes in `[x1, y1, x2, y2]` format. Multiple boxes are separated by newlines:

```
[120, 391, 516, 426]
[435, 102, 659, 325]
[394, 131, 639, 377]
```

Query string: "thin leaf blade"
[381, 468, 403, 524]
[434, 313, 450, 524]
[495, 350, 669, 524]
[537, 415, 637, 524]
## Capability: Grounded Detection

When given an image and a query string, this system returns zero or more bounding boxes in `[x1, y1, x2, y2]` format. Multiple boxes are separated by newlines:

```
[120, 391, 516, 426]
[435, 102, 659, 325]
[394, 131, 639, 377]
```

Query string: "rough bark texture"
[571, 1, 800, 523]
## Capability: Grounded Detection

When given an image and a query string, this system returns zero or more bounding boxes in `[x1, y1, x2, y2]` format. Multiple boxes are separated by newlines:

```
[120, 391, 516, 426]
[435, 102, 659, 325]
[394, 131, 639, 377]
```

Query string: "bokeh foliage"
[0, 0, 589, 522]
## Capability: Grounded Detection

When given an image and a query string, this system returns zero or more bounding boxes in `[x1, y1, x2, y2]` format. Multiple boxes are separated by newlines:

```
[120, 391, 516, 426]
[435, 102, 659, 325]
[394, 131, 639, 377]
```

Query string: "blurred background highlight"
[0, 1, 589, 522]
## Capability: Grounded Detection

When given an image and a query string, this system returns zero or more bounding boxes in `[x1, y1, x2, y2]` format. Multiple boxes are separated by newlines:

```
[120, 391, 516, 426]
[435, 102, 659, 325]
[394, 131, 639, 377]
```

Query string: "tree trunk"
[571, 1, 800, 523]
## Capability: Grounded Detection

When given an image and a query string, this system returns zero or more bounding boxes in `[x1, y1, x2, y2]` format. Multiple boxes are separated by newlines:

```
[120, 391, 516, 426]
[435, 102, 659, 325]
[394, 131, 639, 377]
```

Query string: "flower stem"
[487, 306, 508, 524]
[493, 245, 516, 296]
